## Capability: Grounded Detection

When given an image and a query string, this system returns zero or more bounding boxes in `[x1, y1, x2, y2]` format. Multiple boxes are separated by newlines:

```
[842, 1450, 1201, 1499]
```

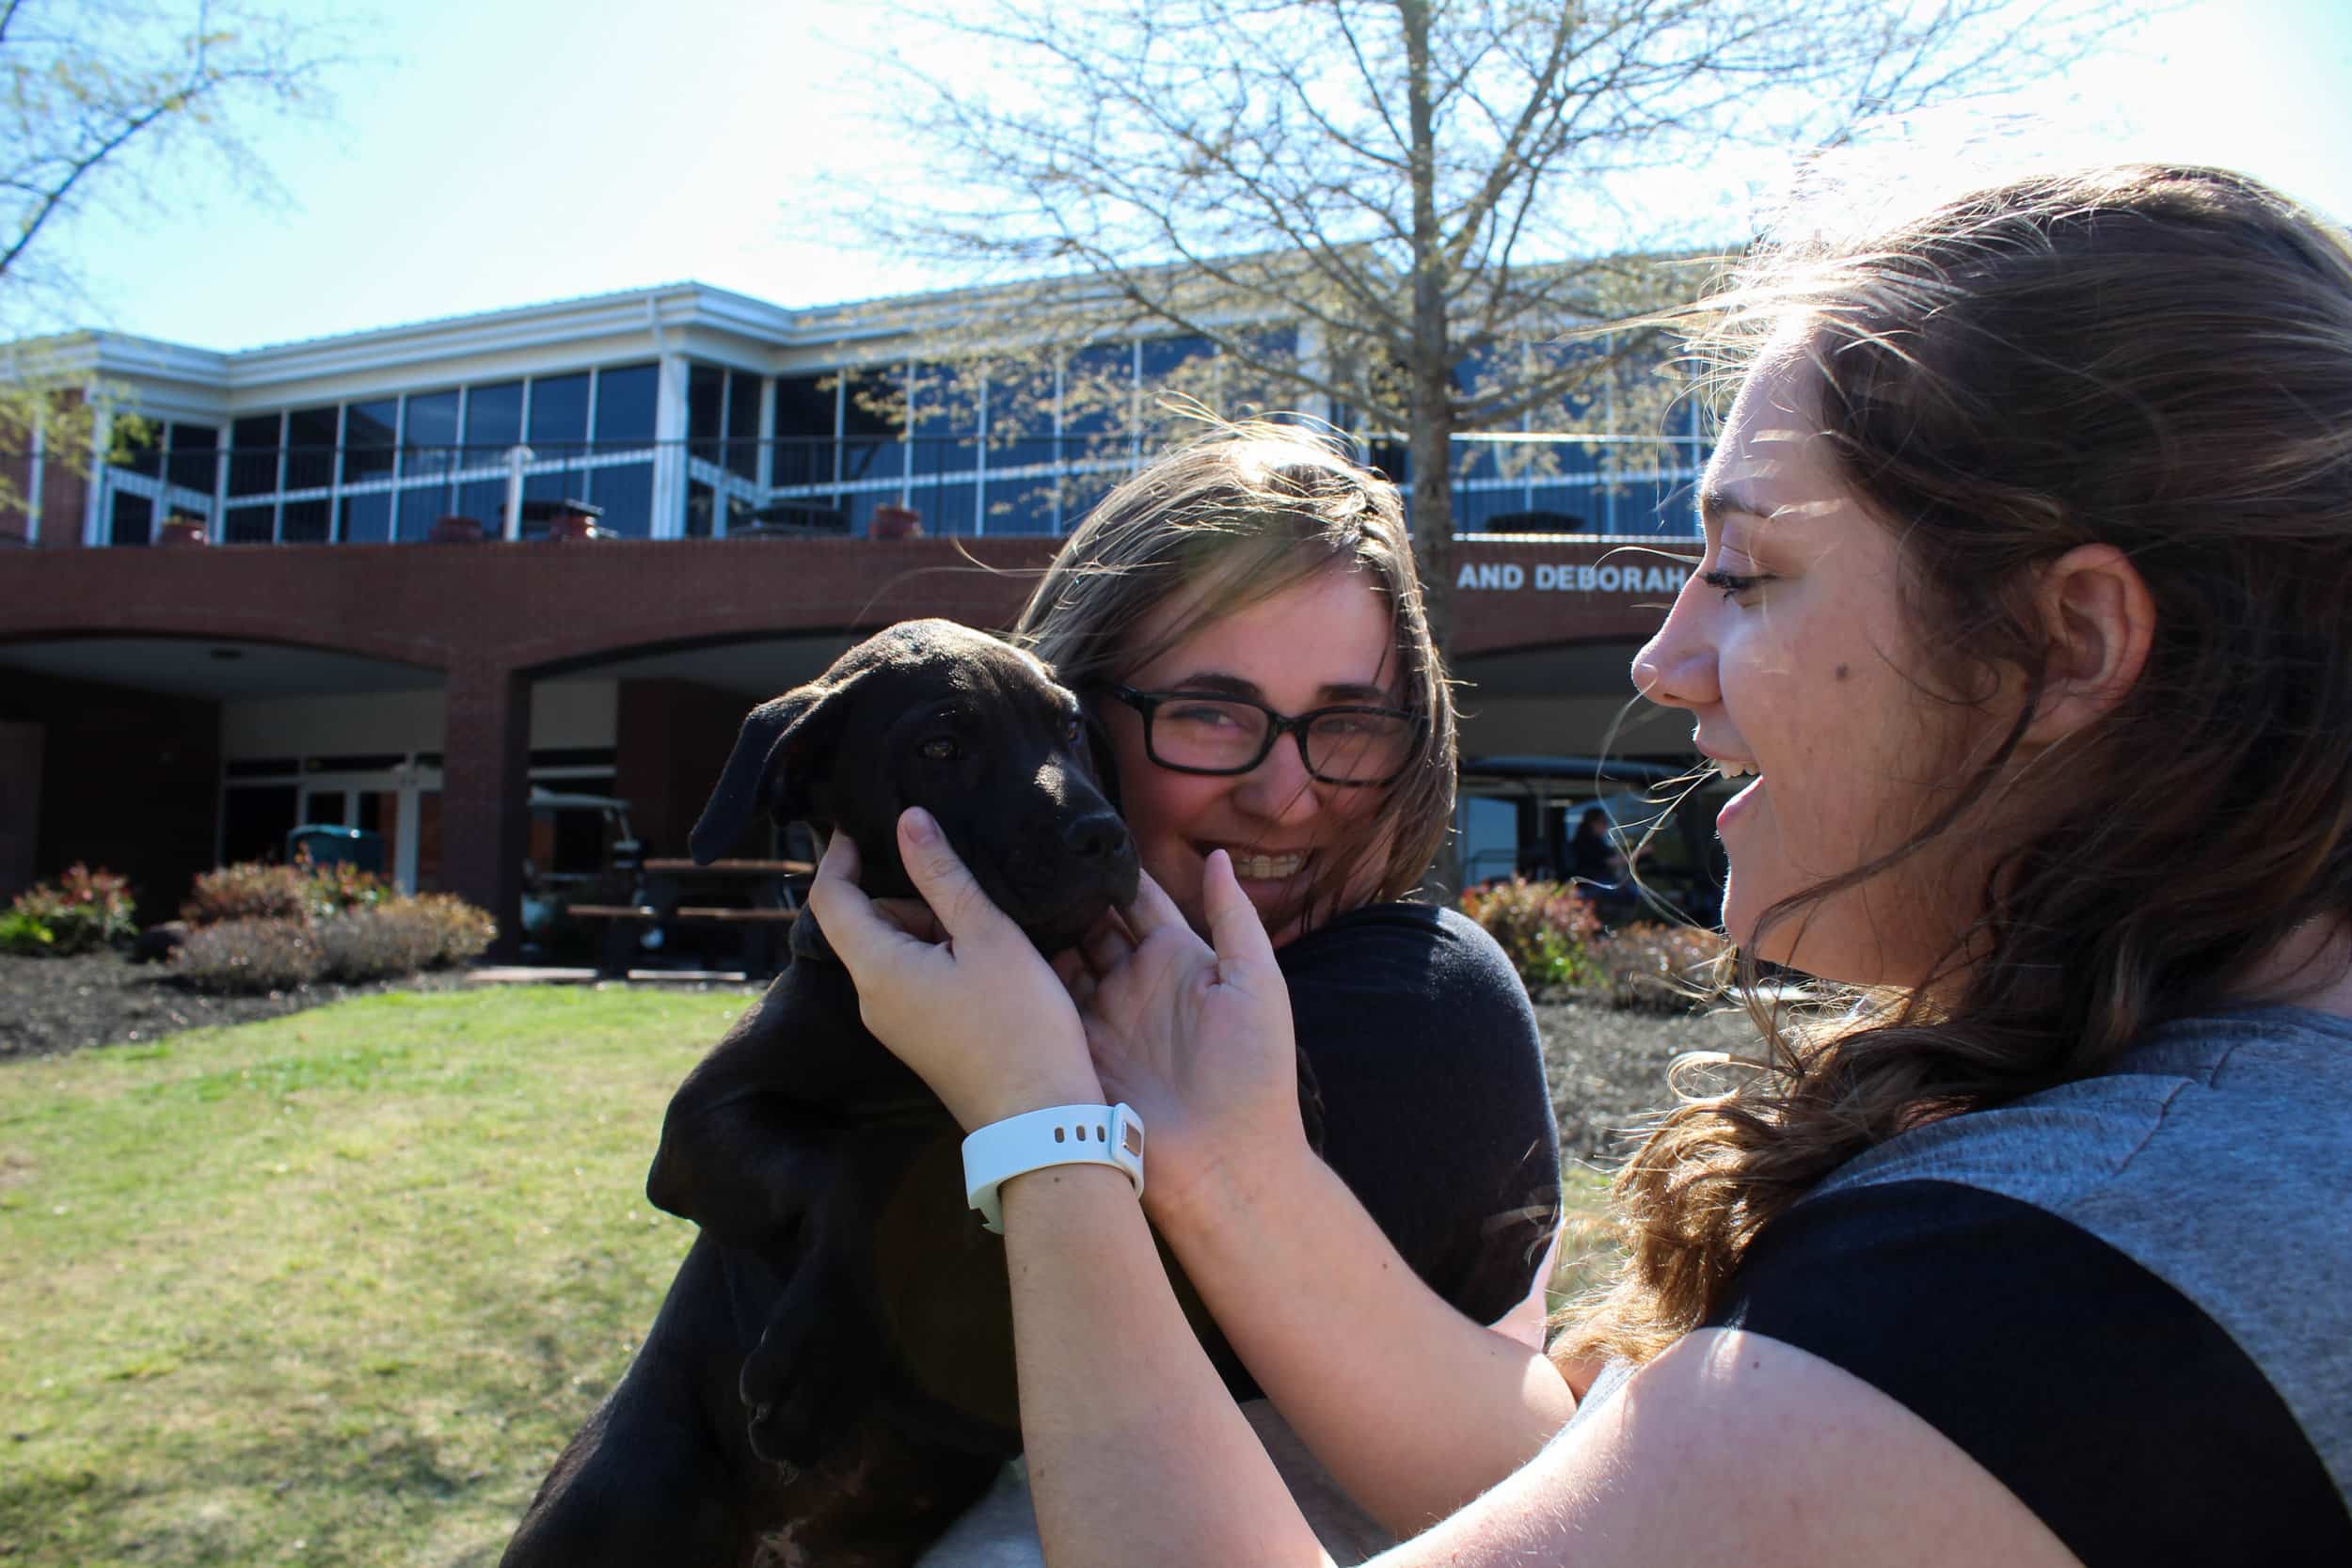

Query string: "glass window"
[110, 490, 153, 546]
[113, 420, 163, 479]
[529, 373, 590, 446]
[281, 499, 331, 544]
[223, 504, 275, 544]
[687, 363, 725, 445]
[840, 367, 904, 484]
[594, 362, 658, 444]
[166, 422, 219, 494]
[340, 492, 392, 544]
[284, 406, 340, 493]
[771, 373, 834, 489]
[725, 371, 762, 479]
[230, 413, 282, 496]
[342, 400, 398, 483]
[588, 461, 652, 537]
[1060, 343, 1131, 442]
[403, 390, 460, 451]
[465, 380, 523, 450]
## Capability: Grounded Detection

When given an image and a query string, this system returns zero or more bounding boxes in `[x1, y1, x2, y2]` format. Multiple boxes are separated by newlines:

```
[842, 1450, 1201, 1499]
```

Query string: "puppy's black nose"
[1063, 810, 1133, 863]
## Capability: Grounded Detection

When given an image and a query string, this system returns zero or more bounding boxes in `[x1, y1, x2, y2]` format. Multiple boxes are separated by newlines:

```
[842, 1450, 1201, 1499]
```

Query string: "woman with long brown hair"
[816, 163, 2352, 1565]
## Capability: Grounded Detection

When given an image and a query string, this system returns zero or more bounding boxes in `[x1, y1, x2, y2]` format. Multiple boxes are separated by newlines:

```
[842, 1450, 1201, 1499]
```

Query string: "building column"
[652, 352, 690, 538]
[441, 660, 531, 959]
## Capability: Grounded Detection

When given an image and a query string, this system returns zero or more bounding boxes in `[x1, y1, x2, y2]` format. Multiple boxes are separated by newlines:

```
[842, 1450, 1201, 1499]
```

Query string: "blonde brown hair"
[1013, 420, 1455, 927]
[1560, 164, 2352, 1366]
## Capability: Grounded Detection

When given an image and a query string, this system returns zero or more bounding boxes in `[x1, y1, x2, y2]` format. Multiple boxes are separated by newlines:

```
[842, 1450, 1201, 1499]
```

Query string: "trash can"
[288, 825, 386, 873]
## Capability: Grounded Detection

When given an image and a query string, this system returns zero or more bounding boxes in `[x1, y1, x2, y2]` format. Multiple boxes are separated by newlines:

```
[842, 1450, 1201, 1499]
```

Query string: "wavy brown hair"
[1012, 420, 1456, 930]
[1557, 164, 2352, 1367]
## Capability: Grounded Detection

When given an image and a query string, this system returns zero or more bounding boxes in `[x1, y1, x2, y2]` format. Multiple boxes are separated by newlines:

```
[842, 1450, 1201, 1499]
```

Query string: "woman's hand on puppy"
[808, 807, 1103, 1132]
[1076, 849, 1311, 1226]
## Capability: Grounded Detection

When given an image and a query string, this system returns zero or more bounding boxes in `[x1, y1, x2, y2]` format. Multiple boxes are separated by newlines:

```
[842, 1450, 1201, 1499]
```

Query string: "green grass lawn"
[0, 987, 744, 1568]
[1, 986, 1623, 1568]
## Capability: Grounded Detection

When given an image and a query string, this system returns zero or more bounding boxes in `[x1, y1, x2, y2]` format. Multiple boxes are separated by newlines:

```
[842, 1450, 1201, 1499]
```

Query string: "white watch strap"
[961, 1102, 1146, 1234]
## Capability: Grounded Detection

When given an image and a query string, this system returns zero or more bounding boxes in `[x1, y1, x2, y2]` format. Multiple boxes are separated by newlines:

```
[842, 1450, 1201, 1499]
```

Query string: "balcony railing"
[84, 431, 1707, 546]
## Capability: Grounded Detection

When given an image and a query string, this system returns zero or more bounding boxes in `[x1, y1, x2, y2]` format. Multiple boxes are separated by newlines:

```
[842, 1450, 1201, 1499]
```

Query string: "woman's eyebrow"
[1698, 483, 1771, 527]
[1163, 671, 1395, 705]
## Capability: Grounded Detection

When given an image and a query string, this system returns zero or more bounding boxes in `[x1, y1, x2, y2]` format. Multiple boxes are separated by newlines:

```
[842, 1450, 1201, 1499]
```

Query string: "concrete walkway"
[466, 964, 761, 987]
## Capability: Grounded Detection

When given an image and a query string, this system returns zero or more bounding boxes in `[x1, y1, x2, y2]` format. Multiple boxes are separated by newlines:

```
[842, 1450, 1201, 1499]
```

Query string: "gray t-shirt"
[1581, 1006, 2352, 1565]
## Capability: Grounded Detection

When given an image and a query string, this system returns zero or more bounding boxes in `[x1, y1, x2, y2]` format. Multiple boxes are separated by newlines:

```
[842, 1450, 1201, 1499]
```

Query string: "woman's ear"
[2024, 543, 2157, 745]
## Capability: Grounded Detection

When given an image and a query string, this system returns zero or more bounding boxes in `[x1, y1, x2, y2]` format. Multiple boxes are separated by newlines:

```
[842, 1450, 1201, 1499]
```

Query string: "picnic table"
[569, 856, 814, 978]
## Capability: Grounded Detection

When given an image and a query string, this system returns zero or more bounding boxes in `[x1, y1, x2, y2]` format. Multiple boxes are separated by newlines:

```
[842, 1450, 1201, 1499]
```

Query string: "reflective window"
[342, 400, 397, 483]
[230, 414, 282, 497]
[340, 492, 392, 544]
[466, 381, 523, 450]
[281, 499, 331, 544]
[403, 390, 459, 451]
[725, 370, 762, 479]
[224, 504, 275, 544]
[285, 406, 339, 493]
[528, 373, 590, 445]
[840, 367, 903, 483]
[110, 490, 152, 546]
[166, 422, 219, 493]
[595, 363, 658, 443]
[590, 461, 653, 536]
[688, 364, 725, 444]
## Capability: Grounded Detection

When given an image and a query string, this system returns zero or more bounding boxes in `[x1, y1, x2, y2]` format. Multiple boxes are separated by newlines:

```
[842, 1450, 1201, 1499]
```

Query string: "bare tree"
[0, 0, 347, 523]
[841, 0, 2118, 643]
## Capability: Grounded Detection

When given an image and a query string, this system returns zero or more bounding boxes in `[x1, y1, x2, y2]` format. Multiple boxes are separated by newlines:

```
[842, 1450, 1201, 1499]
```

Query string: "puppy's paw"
[740, 1303, 882, 1469]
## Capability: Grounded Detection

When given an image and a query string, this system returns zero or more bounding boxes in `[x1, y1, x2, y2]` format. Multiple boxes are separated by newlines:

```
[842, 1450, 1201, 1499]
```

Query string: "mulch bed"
[2, 953, 1746, 1165]
[0, 950, 471, 1063]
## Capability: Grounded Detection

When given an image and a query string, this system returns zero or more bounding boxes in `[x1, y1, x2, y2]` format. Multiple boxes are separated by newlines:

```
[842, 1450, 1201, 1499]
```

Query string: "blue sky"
[29, 0, 2352, 352]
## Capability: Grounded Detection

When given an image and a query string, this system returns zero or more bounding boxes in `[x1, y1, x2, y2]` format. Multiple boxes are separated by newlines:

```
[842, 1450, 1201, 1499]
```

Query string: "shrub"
[170, 917, 325, 994]
[1587, 922, 1731, 1012]
[1459, 878, 1602, 990]
[298, 856, 399, 918]
[4, 864, 136, 956]
[0, 907, 56, 955]
[183, 863, 312, 927]
[316, 905, 446, 983]
[410, 893, 496, 967]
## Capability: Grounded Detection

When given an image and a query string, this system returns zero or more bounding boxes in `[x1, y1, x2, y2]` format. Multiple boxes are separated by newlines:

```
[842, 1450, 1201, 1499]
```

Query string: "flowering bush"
[1459, 878, 1603, 990]
[297, 855, 399, 918]
[182, 863, 312, 927]
[3, 864, 137, 956]
[173, 859, 494, 989]
[170, 917, 325, 993]
[1587, 923, 1732, 1012]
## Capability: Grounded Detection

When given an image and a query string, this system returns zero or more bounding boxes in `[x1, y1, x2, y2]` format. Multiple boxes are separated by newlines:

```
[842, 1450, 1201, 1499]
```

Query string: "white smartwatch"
[961, 1102, 1146, 1234]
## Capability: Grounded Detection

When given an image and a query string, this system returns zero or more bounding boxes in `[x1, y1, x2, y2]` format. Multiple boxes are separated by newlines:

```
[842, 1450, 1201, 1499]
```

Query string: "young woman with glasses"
[905, 422, 1569, 1562]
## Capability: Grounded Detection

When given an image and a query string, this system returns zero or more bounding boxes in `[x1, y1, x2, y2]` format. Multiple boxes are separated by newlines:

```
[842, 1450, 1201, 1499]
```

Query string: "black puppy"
[501, 620, 1142, 1568]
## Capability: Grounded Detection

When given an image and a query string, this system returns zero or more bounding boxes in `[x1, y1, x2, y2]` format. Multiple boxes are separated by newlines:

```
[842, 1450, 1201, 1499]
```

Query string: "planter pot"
[869, 503, 924, 540]
[545, 512, 609, 542]
[157, 516, 209, 547]
[431, 515, 486, 544]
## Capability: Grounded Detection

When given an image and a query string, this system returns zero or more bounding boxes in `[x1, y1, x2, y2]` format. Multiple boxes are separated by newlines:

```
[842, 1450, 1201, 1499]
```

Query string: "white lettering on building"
[1455, 562, 1691, 595]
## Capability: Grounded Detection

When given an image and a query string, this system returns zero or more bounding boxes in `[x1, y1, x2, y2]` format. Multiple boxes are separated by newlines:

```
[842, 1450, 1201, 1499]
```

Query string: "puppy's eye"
[921, 737, 962, 763]
[1063, 713, 1084, 743]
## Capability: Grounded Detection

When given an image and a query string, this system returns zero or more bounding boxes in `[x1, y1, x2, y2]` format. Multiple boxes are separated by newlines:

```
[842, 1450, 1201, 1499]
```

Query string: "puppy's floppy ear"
[689, 678, 855, 863]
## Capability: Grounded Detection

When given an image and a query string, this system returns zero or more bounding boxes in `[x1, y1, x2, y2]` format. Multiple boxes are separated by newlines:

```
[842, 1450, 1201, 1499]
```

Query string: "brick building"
[0, 282, 1710, 950]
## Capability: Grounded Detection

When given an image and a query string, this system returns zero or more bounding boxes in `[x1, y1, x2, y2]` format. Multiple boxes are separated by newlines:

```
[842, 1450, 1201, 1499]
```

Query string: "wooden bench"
[567, 856, 815, 979]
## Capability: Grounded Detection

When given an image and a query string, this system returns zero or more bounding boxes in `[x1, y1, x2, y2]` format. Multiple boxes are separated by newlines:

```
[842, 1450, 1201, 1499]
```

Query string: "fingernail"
[903, 808, 937, 845]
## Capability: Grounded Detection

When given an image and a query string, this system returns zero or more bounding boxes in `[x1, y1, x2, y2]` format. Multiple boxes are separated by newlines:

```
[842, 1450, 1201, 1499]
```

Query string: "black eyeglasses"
[1102, 685, 1420, 786]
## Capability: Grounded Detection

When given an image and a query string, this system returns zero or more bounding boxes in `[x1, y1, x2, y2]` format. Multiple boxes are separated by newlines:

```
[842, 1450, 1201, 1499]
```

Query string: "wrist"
[1142, 1121, 1315, 1246]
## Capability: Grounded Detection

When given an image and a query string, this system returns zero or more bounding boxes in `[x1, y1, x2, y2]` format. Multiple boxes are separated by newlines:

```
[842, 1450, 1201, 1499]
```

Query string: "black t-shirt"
[1276, 901, 1561, 1328]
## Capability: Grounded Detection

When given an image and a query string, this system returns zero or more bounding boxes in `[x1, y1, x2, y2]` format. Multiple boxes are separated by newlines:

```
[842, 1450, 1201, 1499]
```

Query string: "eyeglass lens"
[1148, 696, 1412, 782]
